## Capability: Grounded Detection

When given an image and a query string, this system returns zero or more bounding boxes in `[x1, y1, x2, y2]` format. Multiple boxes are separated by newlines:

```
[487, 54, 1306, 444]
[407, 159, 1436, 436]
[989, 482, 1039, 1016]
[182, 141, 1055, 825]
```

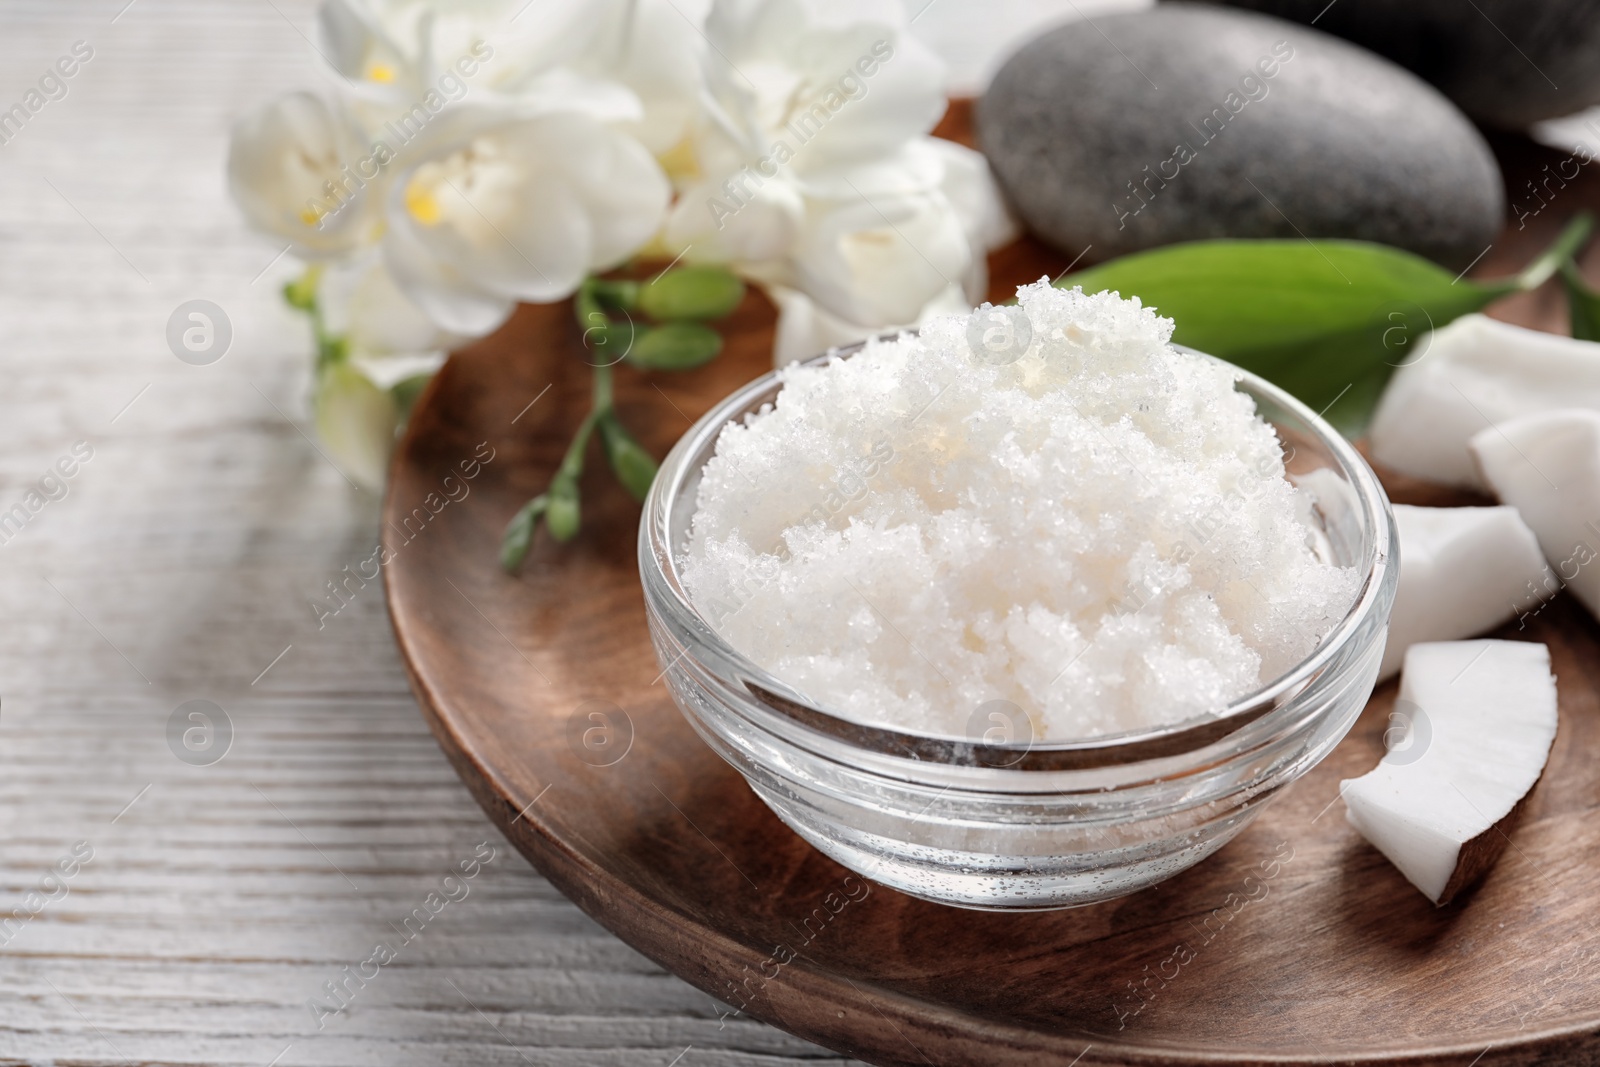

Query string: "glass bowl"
[639, 339, 1397, 911]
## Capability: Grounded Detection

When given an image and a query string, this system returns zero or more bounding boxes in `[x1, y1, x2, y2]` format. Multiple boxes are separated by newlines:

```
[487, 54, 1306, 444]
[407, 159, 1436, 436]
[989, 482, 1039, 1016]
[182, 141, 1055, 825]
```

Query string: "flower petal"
[929, 137, 1018, 253]
[321, 253, 464, 355]
[666, 175, 805, 265]
[314, 361, 400, 492]
[791, 188, 971, 326]
[704, 0, 947, 175]
[381, 209, 516, 336]
[517, 114, 670, 269]
[765, 278, 967, 367]
[226, 91, 379, 257]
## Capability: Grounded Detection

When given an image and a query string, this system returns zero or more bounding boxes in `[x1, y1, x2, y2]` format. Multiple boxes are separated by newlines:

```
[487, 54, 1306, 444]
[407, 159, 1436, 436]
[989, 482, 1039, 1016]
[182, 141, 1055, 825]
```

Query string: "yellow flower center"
[404, 178, 442, 226]
[657, 136, 700, 184]
[365, 61, 397, 84]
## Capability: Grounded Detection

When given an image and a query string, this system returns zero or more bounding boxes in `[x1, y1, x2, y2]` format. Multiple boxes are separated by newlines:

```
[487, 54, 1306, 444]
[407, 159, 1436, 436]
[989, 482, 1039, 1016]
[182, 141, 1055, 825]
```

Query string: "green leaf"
[627, 321, 723, 370]
[546, 475, 581, 542]
[1061, 240, 1515, 433]
[638, 266, 746, 321]
[598, 413, 657, 502]
[1562, 260, 1600, 342]
[500, 494, 548, 573]
[1054, 215, 1596, 434]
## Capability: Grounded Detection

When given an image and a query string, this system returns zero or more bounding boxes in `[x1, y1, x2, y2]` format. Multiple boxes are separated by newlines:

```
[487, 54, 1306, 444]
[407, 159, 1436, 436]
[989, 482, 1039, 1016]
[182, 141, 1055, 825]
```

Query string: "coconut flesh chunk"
[1379, 506, 1553, 680]
[1341, 640, 1557, 905]
[1469, 409, 1600, 621]
[1369, 314, 1600, 490]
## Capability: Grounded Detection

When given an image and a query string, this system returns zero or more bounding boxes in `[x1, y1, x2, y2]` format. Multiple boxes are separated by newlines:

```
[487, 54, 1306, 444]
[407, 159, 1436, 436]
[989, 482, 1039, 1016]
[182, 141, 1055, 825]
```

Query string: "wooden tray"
[384, 115, 1600, 1066]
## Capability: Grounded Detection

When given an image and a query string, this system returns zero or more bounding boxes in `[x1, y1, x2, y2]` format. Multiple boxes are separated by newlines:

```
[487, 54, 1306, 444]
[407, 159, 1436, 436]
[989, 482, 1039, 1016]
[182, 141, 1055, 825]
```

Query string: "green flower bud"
[598, 414, 657, 502]
[500, 494, 548, 573]
[546, 476, 581, 542]
[283, 269, 320, 312]
[637, 267, 745, 321]
[317, 332, 350, 368]
[627, 321, 722, 370]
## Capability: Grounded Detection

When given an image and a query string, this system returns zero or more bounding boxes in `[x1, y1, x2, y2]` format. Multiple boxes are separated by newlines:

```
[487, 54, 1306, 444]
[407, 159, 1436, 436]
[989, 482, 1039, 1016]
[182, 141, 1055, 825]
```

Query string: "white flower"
[663, 0, 1015, 364]
[379, 105, 672, 334]
[315, 0, 697, 142]
[316, 0, 605, 102]
[932, 136, 1020, 295]
[574, 0, 710, 156]
[765, 144, 1014, 363]
[320, 253, 465, 384]
[314, 361, 400, 492]
[672, 137, 1013, 364]
[304, 256, 462, 492]
[791, 178, 971, 326]
[697, 0, 946, 178]
[226, 92, 384, 258]
[766, 279, 971, 365]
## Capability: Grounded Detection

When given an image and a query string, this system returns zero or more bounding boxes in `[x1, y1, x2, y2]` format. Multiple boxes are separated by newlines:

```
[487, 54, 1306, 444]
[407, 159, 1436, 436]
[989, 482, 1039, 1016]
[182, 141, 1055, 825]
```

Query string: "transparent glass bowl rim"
[641, 336, 1394, 762]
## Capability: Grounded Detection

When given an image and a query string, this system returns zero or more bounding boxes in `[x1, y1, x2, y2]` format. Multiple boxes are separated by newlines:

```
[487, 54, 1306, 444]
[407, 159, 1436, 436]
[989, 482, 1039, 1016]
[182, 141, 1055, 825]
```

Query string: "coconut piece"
[1341, 640, 1557, 905]
[1379, 506, 1552, 680]
[1369, 314, 1600, 490]
[1469, 409, 1600, 621]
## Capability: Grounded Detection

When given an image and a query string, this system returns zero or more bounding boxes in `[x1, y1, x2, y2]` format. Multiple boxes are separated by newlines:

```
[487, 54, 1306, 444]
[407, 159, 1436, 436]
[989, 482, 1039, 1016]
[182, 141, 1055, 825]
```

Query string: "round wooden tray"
[384, 120, 1600, 1066]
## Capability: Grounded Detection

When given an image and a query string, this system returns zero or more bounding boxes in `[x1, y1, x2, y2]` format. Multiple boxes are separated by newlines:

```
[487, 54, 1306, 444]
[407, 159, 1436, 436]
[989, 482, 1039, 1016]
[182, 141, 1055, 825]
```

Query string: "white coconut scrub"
[680, 280, 1360, 741]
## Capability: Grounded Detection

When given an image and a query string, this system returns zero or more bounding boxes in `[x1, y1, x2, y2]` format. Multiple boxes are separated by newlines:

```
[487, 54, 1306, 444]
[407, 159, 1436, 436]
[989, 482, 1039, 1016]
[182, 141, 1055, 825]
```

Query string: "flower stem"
[284, 264, 348, 369]
[557, 364, 614, 480]
[1518, 212, 1595, 291]
[503, 264, 737, 569]
[560, 407, 601, 482]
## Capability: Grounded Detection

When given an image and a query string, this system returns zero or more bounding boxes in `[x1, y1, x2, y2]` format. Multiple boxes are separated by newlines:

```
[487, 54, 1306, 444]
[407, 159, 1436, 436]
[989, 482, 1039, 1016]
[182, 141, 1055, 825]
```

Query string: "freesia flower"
[230, 0, 1023, 504]
[315, 0, 604, 103]
[379, 106, 672, 334]
[573, 0, 709, 156]
[696, 0, 947, 178]
[293, 256, 456, 492]
[663, 0, 1015, 363]
[226, 92, 384, 258]
[320, 253, 462, 384]
[314, 0, 701, 147]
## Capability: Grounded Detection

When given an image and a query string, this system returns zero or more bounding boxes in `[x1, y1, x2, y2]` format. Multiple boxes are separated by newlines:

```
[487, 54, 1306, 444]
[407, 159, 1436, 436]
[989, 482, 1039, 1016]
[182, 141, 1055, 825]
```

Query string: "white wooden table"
[0, 1, 1133, 1062]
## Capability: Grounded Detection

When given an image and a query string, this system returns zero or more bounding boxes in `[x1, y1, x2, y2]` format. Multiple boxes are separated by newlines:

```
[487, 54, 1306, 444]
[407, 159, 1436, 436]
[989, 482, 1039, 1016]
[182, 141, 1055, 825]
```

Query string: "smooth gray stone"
[978, 3, 1504, 269]
[1212, 0, 1600, 128]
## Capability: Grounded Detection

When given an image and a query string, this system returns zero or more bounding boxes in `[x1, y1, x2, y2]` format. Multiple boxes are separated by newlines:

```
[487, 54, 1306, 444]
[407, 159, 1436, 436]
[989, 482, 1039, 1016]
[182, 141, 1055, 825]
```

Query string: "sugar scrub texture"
[681, 281, 1359, 740]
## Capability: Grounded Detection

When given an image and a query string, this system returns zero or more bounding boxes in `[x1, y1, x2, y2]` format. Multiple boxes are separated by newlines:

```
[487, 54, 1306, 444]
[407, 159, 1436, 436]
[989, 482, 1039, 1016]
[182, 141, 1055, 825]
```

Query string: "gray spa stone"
[1213, 0, 1600, 129]
[978, 3, 1504, 269]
